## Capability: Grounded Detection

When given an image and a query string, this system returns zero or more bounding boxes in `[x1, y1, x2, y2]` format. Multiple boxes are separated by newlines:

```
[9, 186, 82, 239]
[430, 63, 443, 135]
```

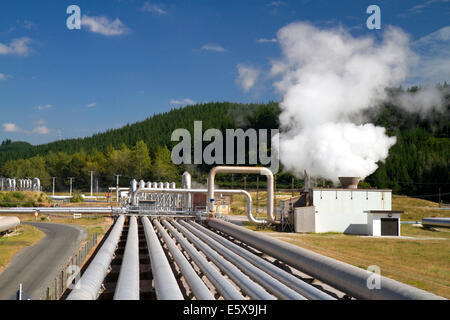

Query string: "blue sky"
[0, 0, 449, 145]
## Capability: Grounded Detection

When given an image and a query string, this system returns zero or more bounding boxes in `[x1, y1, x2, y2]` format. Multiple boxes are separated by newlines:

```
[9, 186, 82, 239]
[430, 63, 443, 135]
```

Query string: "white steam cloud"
[395, 86, 445, 115]
[272, 22, 422, 183]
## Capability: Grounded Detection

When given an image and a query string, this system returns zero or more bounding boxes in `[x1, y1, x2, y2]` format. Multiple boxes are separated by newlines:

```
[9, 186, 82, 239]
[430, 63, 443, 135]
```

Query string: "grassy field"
[0, 191, 52, 207]
[240, 195, 450, 298]
[0, 224, 45, 273]
[392, 195, 449, 221]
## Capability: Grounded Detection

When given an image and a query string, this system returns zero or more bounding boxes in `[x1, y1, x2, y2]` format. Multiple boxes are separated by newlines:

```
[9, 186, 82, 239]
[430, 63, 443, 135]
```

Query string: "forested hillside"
[0, 86, 448, 201]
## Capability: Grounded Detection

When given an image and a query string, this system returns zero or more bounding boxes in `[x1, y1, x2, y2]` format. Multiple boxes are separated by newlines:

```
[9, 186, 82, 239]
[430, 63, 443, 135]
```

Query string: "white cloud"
[33, 126, 50, 135]
[412, 26, 450, 83]
[2, 123, 21, 132]
[37, 104, 52, 110]
[34, 119, 46, 125]
[267, 1, 286, 7]
[201, 44, 226, 52]
[2, 121, 50, 135]
[81, 15, 129, 36]
[235, 64, 260, 92]
[86, 102, 97, 108]
[257, 38, 277, 43]
[141, 2, 167, 15]
[0, 37, 33, 56]
[408, 0, 450, 14]
[23, 20, 36, 30]
[170, 98, 195, 105]
[0, 73, 12, 81]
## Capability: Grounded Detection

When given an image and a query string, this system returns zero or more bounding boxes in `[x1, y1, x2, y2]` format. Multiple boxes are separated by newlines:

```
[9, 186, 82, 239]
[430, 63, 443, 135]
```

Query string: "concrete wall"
[311, 189, 392, 234]
[293, 206, 315, 233]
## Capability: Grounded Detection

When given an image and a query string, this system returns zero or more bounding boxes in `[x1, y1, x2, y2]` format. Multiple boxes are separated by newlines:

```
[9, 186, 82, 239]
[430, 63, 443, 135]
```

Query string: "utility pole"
[115, 174, 121, 202]
[52, 177, 56, 196]
[96, 178, 99, 195]
[439, 187, 441, 206]
[291, 176, 295, 197]
[89, 171, 95, 197]
[68, 177, 75, 196]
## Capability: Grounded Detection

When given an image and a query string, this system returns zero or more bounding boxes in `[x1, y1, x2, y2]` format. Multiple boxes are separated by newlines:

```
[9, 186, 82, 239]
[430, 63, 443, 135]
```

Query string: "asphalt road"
[0, 222, 87, 300]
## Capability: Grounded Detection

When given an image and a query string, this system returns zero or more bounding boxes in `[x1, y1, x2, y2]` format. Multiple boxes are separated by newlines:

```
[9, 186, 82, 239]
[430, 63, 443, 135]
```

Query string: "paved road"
[0, 222, 87, 300]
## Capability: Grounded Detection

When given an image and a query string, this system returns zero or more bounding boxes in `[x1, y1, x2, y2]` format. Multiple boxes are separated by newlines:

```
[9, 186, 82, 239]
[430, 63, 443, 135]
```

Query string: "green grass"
[0, 191, 52, 207]
[392, 195, 449, 221]
[0, 224, 45, 272]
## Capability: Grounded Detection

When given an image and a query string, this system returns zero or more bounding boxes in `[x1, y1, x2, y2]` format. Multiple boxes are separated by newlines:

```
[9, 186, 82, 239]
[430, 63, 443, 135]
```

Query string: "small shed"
[367, 210, 403, 236]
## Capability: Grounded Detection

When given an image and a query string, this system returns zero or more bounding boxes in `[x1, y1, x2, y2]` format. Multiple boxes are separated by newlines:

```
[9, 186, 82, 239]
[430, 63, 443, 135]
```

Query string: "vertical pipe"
[206, 166, 278, 224]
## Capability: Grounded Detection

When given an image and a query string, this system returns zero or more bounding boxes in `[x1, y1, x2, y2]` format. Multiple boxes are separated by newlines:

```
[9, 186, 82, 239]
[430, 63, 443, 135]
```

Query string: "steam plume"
[272, 22, 417, 182]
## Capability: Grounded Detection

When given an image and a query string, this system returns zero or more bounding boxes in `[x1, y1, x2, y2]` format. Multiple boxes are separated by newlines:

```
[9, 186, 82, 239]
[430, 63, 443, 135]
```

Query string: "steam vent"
[338, 177, 361, 189]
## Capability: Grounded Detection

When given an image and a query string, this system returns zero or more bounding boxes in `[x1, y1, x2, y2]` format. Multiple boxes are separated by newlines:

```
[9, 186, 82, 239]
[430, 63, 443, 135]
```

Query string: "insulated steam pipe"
[0, 216, 20, 233]
[113, 216, 140, 300]
[67, 215, 125, 300]
[171, 220, 276, 300]
[207, 166, 277, 224]
[179, 220, 305, 300]
[187, 220, 335, 300]
[162, 220, 244, 300]
[141, 216, 183, 300]
[207, 218, 445, 300]
[153, 219, 215, 300]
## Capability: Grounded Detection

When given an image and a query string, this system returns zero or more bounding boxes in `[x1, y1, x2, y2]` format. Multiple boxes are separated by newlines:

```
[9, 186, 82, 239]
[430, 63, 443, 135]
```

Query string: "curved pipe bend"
[207, 166, 278, 225]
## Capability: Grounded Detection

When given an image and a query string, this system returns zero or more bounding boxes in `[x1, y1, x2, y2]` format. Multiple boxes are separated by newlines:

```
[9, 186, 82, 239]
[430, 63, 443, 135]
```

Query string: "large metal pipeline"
[187, 220, 335, 300]
[422, 217, 450, 228]
[207, 218, 445, 300]
[179, 220, 305, 300]
[153, 219, 215, 300]
[141, 216, 184, 300]
[113, 216, 140, 300]
[162, 219, 245, 300]
[0, 216, 20, 233]
[67, 215, 125, 300]
[207, 166, 278, 225]
[0, 207, 123, 214]
[171, 220, 276, 300]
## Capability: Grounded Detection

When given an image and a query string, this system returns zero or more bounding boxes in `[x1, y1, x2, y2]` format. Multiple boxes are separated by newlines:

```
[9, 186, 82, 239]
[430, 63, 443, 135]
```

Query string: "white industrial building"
[286, 177, 403, 236]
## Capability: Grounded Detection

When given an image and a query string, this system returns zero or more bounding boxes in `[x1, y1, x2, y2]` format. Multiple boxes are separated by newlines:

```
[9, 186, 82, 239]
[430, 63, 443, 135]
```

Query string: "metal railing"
[41, 233, 98, 300]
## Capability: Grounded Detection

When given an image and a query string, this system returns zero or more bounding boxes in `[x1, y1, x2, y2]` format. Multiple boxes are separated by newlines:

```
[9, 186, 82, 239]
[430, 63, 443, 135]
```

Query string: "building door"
[381, 218, 398, 236]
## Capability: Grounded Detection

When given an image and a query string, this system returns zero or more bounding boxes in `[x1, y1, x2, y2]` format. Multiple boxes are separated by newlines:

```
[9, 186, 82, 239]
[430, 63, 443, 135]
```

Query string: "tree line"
[0, 85, 448, 200]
